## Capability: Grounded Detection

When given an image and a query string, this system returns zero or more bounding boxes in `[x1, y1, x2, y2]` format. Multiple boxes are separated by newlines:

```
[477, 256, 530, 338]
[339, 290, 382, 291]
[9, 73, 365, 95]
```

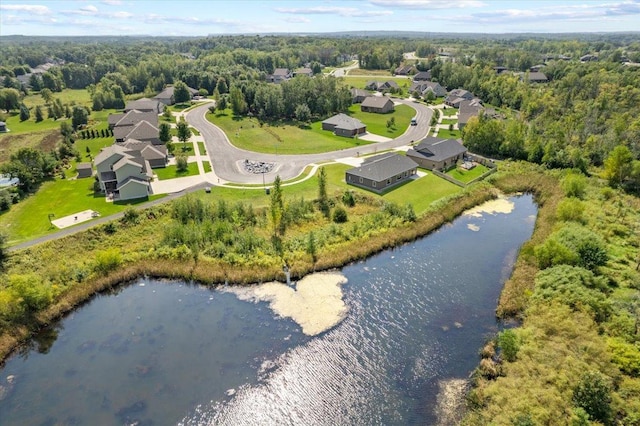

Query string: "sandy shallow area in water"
[464, 197, 515, 218]
[225, 272, 348, 336]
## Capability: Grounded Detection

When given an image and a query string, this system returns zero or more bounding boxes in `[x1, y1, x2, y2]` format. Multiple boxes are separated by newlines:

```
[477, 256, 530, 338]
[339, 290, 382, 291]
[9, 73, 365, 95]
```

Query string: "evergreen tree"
[34, 105, 43, 122]
[19, 103, 30, 122]
[317, 166, 330, 219]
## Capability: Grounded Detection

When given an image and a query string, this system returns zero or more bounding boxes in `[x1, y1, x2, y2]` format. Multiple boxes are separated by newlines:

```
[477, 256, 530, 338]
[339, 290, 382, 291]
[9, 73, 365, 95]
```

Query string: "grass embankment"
[0, 175, 487, 362]
[447, 164, 491, 184]
[463, 162, 640, 425]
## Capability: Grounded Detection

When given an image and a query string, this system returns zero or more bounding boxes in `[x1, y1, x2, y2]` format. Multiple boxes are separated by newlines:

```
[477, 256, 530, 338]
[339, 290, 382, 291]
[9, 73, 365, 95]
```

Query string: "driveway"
[185, 99, 433, 185]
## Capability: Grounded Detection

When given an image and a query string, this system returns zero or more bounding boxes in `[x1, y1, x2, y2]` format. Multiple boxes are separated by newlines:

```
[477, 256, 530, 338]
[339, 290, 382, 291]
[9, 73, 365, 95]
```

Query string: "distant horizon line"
[2, 30, 640, 38]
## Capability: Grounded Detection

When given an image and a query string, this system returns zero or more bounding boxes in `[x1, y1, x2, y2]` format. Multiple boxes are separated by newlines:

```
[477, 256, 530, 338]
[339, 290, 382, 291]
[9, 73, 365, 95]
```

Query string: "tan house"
[322, 113, 366, 137]
[361, 96, 395, 114]
[406, 137, 467, 171]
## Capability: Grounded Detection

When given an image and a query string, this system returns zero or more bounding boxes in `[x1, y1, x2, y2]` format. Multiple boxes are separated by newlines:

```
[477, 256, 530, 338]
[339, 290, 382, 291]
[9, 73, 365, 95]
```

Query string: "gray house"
[351, 88, 369, 103]
[346, 153, 418, 194]
[322, 113, 366, 137]
[94, 144, 152, 200]
[153, 85, 199, 105]
[444, 89, 476, 108]
[406, 137, 467, 171]
[361, 96, 395, 114]
[458, 99, 483, 130]
[409, 81, 447, 97]
[413, 71, 432, 81]
[124, 98, 164, 114]
[365, 80, 400, 92]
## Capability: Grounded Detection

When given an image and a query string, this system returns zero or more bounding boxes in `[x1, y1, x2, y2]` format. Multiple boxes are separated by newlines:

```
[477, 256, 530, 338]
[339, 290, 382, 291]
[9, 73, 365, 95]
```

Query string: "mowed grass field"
[207, 103, 416, 154]
[0, 177, 163, 245]
[447, 163, 491, 183]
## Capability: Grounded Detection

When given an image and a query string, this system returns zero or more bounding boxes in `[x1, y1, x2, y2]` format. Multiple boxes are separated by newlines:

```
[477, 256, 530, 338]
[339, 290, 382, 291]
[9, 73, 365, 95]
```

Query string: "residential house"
[458, 99, 483, 131]
[409, 81, 447, 98]
[293, 67, 314, 77]
[94, 144, 152, 200]
[345, 153, 418, 194]
[361, 96, 395, 114]
[493, 66, 509, 74]
[526, 71, 548, 83]
[124, 98, 164, 114]
[413, 71, 432, 81]
[153, 85, 199, 105]
[0, 121, 7, 132]
[364, 80, 400, 92]
[76, 162, 93, 178]
[266, 68, 292, 83]
[351, 88, 369, 103]
[122, 139, 168, 169]
[444, 89, 475, 108]
[322, 113, 366, 137]
[109, 109, 158, 131]
[394, 64, 416, 75]
[580, 54, 598, 62]
[406, 137, 467, 171]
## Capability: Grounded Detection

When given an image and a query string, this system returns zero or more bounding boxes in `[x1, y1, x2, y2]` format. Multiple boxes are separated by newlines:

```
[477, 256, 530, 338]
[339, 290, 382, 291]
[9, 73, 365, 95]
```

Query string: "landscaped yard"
[203, 161, 212, 173]
[447, 163, 491, 183]
[0, 177, 163, 245]
[437, 128, 462, 139]
[197, 141, 207, 154]
[440, 118, 457, 125]
[154, 163, 200, 180]
[441, 107, 458, 117]
[207, 111, 374, 155]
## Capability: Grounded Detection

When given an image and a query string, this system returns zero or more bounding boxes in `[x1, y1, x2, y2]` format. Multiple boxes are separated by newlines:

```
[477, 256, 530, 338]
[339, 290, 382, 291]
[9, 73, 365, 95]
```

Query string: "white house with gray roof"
[94, 144, 153, 200]
[346, 153, 418, 193]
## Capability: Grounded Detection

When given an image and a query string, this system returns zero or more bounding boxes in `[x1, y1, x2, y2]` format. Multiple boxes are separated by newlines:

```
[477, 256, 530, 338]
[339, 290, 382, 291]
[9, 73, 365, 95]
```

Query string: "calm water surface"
[0, 195, 536, 425]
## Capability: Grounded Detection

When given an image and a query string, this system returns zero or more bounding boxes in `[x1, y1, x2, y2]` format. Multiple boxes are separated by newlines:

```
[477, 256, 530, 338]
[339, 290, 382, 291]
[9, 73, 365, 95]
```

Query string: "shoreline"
[0, 185, 500, 364]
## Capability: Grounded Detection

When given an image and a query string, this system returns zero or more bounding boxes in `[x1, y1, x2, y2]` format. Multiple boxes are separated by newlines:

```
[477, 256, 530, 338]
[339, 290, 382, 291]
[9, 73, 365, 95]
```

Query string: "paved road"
[10, 100, 432, 251]
[186, 99, 433, 184]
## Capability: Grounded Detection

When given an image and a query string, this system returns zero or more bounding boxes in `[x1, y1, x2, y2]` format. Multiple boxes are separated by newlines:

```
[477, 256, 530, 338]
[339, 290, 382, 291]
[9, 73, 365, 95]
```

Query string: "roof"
[113, 110, 158, 128]
[273, 68, 291, 76]
[347, 153, 418, 181]
[408, 137, 467, 162]
[322, 113, 365, 131]
[122, 139, 167, 160]
[361, 96, 394, 109]
[113, 155, 145, 172]
[350, 88, 368, 97]
[76, 162, 92, 170]
[528, 72, 548, 82]
[94, 144, 129, 166]
[154, 85, 198, 100]
[108, 113, 125, 127]
[124, 98, 163, 113]
[294, 67, 313, 76]
[122, 120, 159, 141]
[413, 71, 432, 81]
[116, 176, 150, 191]
[458, 100, 483, 125]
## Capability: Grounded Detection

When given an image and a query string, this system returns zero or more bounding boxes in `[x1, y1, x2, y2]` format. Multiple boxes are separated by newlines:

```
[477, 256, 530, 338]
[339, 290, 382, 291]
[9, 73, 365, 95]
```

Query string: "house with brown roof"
[364, 80, 400, 92]
[346, 153, 418, 194]
[394, 64, 416, 75]
[409, 81, 447, 97]
[293, 67, 314, 77]
[322, 113, 366, 137]
[267, 68, 292, 83]
[113, 120, 160, 145]
[458, 99, 483, 131]
[361, 96, 395, 114]
[406, 137, 467, 171]
[444, 89, 476, 108]
[122, 139, 168, 169]
[413, 71, 432, 81]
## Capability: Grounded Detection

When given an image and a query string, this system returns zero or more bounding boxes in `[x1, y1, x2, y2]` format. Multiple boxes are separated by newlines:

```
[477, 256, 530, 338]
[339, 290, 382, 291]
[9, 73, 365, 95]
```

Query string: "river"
[0, 195, 536, 425]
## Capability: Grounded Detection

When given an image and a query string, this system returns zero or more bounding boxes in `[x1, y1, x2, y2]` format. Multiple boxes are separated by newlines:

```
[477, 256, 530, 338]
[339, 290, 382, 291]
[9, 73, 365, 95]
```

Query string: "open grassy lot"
[0, 177, 163, 245]
[154, 162, 200, 180]
[207, 111, 373, 155]
[348, 103, 414, 138]
[447, 163, 490, 183]
[437, 128, 462, 139]
[22, 89, 92, 109]
[0, 129, 61, 163]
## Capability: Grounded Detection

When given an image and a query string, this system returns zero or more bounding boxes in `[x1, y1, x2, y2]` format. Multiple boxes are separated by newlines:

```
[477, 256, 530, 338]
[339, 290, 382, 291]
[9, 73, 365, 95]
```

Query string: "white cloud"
[0, 4, 52, 15]
[284, 16, 311, 24]
[101, 0, 123, 5]
[108, 11, 133, 19]
[70, 4, 99, 15]
[275, 6, 393, 18]
[369, 0, 485, 9]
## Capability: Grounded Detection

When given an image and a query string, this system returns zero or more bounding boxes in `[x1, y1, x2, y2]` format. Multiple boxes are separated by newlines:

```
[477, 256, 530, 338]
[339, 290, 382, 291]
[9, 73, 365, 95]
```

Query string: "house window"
[359, 177, 363, 183]
[397, 175, 402, 181]
[373, 181, 377, 188]
[348, 175, 351, 182]
[387, 179, 391, 185]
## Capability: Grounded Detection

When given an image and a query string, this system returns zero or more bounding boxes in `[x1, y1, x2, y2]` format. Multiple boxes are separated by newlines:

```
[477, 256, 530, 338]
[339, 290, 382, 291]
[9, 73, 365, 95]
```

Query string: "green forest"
[0, 33, 639, 425]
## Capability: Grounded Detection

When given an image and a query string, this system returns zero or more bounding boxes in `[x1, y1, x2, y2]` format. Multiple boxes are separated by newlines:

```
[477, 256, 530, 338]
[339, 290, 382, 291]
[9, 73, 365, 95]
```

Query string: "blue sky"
[1, 0, 639, 36]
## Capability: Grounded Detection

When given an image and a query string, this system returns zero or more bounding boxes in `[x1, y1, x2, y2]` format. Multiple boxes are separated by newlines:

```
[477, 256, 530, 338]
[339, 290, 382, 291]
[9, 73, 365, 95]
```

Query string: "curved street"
[185, 99, 433, 184]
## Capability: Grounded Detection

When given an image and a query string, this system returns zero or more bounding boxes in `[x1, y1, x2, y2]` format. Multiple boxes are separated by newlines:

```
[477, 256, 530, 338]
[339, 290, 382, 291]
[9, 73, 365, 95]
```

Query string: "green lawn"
[207, 111, 373, 155]
[440, 118, 458, 125]
[203, 161, 212, 173]
[154, 163, 200, 180]
[22, 89, 92, 109]
[447, 164, 491, 183]
[348, 104, 414, 138]
[0, 112, 67, 134]
[197, 141, 207, 154]
[172, 142, 194, 154]
[383, 172, 461, 213]
[442, 107, 458, 117]
[0, 177, 163, 245]
[74, 136, 112, 159]
[437, 129, 462, 139]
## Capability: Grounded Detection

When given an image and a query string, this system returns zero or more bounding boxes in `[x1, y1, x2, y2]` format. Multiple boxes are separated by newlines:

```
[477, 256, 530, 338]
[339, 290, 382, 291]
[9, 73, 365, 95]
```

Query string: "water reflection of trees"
[18, 324, 62, 359]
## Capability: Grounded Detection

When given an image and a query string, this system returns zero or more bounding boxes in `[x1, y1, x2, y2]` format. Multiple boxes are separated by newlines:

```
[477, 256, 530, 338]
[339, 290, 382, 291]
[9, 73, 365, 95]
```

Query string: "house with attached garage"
[153, 85, 199, 105]
[94, 144, 154, 201]
[444, 89, 478, 108]
[350, 88, 369, 103]
[124, 98, 165, 114]
[322, 113, 366, 137]
[345, 152, 418, 194]
[406, 137, 467, 171]
[413, 71, 432, 81]
[266, 68, 293, 83]
[365, 80, 400, 92]
[361, 96, 395, 114]
[409, 81, 447, 98]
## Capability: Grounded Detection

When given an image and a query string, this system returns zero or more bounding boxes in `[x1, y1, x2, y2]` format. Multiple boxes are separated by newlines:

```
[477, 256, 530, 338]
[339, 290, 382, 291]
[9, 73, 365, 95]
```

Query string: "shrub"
[497, 329, 519, 362]
[333, 206, 348, 223]
[556, 198, 585, 223]
[93, 248, 122, 274]
[535, 224, 608, 271]
[573, 371, 613, 425]
[176, 154, 188, 172]
[562, 173, 587, 198]
[8, 273, 53, 312]
[121, 207, 140, 225]
[342, 190, 356, 207]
